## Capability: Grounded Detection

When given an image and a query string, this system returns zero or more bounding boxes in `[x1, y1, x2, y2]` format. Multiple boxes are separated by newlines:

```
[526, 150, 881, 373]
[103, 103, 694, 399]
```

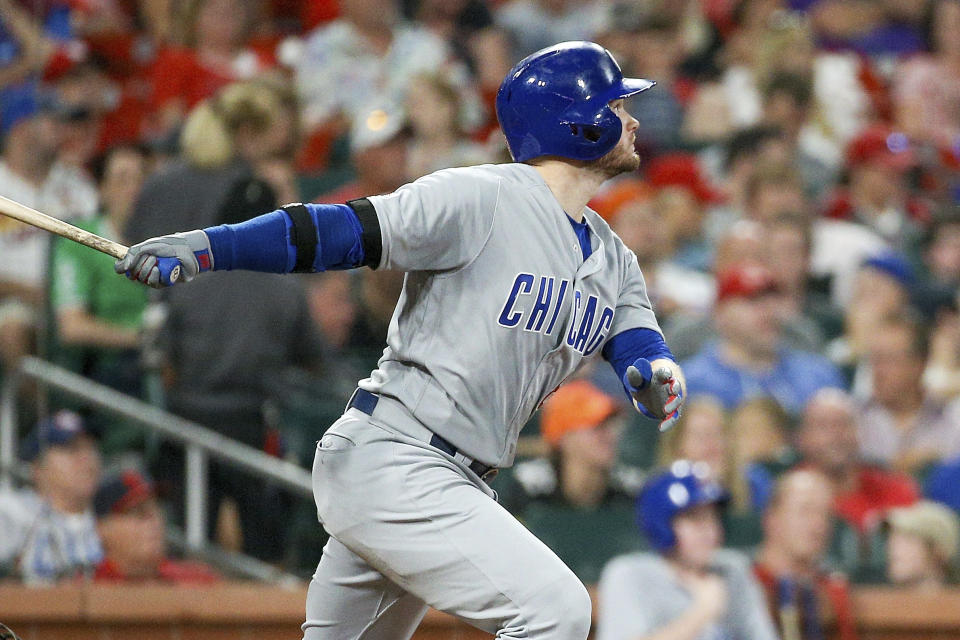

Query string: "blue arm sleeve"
[602, 328, 676, 397]
[203, 203, 365, 273]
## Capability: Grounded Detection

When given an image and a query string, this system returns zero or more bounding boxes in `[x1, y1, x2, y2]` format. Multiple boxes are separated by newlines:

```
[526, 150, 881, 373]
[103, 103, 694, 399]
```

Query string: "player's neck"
[530, 160, 606, 223]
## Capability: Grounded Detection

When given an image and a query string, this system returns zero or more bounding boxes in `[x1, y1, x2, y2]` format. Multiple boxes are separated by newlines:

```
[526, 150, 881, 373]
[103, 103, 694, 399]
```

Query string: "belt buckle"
[479, 467, 499, 482]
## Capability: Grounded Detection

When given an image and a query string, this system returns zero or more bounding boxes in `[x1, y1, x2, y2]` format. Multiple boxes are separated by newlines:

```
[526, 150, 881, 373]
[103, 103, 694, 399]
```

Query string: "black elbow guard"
[346, 198, 383, 269]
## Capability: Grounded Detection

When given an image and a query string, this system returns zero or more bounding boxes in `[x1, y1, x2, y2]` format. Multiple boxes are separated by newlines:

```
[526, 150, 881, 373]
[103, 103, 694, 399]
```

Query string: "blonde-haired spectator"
[128, 78, 299, 242]
[886, 501, 960, 588]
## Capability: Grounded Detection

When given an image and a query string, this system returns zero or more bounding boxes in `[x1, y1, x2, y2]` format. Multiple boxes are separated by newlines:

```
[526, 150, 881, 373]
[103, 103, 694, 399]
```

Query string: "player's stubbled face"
[594, 99, 640, 178]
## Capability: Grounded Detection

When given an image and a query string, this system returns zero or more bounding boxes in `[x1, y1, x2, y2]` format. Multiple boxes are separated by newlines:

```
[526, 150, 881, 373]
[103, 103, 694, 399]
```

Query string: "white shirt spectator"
[0, 488, 103, 585]
[295, 20, 451, 130]
[810, 218, 888, 307]
[0, 160, 97, 288]
[496, 0, 609, 59]
[857, 397, 960, 467]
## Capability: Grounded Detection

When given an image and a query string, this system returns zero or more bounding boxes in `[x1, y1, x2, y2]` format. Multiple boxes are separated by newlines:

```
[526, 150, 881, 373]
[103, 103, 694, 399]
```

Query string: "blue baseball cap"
[862, 250, 915, 290]
[20, 410, 92, 462]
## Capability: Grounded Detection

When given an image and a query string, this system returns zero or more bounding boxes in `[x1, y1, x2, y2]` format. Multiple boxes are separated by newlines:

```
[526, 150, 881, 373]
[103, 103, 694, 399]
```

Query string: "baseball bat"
[0, 195, 181, 285]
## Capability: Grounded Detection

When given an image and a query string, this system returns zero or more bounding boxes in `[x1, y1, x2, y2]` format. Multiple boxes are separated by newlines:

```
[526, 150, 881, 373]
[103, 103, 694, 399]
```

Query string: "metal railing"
[0, 356, 315, 582]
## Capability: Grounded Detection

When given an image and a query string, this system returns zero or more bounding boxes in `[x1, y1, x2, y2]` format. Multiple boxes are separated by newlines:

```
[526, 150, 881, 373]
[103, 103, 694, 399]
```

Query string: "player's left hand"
[624, 358, 683, 432]
[115, 230, 211, 289]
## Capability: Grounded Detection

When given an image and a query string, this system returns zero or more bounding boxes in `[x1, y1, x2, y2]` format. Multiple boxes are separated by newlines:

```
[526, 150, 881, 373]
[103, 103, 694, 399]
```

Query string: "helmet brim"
[618, 77, 656, 97]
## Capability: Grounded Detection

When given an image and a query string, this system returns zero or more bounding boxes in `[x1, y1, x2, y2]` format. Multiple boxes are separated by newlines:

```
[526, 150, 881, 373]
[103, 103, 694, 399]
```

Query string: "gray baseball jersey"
[361, 162, 660, 468]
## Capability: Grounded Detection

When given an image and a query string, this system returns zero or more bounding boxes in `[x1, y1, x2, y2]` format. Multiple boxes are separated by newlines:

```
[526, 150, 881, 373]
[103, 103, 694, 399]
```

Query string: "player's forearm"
[202, 203, 367, 273]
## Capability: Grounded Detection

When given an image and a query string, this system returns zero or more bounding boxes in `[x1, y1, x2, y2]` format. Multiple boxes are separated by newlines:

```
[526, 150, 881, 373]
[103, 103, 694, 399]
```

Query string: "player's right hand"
[115, 230, 212, 288]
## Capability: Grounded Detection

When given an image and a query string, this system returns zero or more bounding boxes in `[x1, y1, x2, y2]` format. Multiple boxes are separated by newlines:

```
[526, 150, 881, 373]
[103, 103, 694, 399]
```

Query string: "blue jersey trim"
[602, 328, 676, 400]
[204, 203, 365, 273]
[566, 215, 592, 261]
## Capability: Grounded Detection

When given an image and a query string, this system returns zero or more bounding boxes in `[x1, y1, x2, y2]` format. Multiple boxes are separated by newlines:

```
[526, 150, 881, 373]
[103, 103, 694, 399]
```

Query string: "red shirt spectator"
[797, 388, 919, 534]
[93, 470, 219, 584]
[753, 469, 859, 640]
[833, 466, 918, 533]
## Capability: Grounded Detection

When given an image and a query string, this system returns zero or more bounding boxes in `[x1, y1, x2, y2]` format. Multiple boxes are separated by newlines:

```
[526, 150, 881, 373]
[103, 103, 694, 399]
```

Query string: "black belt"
[346, 388, 498, 481]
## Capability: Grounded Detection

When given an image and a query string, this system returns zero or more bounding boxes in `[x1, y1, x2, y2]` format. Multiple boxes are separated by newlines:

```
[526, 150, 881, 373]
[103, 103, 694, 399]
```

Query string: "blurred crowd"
[1, 0, 960, 636]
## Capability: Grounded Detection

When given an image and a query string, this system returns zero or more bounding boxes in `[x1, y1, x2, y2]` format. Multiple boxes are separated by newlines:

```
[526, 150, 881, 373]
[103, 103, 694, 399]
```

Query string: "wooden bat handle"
[0, 194, 128, 259]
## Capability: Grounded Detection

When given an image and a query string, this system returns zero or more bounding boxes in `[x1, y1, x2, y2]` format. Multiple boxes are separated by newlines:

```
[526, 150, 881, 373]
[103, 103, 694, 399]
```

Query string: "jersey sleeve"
[607, 244, 661, 340]
[367, 168, 498, 272]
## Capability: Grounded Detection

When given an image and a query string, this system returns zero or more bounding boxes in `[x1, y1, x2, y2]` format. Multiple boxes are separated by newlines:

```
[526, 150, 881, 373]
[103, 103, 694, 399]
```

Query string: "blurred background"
[1, 0, 960, 638]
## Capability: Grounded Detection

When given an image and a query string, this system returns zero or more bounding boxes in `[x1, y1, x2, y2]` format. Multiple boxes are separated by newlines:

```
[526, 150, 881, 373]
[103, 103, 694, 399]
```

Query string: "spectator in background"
[753, 469, 859, 640]
[797, 388, 918, 580]
[886, 500, 959, 589]
[857, 314, 960, 474]
[832, 251, 916, 385]
[682, 263, 845, 414]
[918, 208, 960, 312]
[496, 380, 642, 583]
[800, 389, 918, 533]
[730, 396, 793, 475]
[295, 0, 460, 170]
[606, 10, 687, 151]
[127, 79, 297, 242]
[50, 145, 149, 397]
[646, 153, 723, 273]
[93, 469, 218, 584]
[315, 104, 411, 203]
[0, 100, 98, 379]
[915, 209, 960, 401]
[759, 71, 834, 196]
[658, 395, 777, 548]
[765, 211, 844, 347]
[657, 397, 729, 486]
[743, 162, 807, 225]
[823, 125, 926, 250]
[495, 0, 607, 60]
[156, 177, 324, 562]
[405, 0, 512, 127]
[405, 72, 489, 178]
[0, 411, 103, 584]
[149, 0, 271, 140]
[0, 0, 54, 100]
[892, 0, 960, 150]
[606, 184, 714, 319]
[597, 461, 778, 640]
[705, 126, 791, 236]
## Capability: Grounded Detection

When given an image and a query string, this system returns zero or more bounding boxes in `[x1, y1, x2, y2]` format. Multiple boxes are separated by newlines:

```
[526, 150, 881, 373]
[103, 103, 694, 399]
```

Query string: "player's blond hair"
[181, 81, 285, 169]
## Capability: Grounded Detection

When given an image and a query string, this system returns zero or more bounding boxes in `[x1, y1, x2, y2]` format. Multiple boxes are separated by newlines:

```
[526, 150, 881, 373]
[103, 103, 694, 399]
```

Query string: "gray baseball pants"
[301, 403, 592, 640]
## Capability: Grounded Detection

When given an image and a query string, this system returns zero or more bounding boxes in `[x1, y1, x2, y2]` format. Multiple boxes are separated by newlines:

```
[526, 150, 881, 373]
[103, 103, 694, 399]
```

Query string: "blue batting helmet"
[637, 460, 729, 553]
[495, 41, 655, 163]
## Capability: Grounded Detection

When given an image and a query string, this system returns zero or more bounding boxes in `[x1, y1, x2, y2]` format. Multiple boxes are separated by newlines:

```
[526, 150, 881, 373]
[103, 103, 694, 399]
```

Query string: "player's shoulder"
[418, 163, 532, 187]
[393, 164, 514, 204]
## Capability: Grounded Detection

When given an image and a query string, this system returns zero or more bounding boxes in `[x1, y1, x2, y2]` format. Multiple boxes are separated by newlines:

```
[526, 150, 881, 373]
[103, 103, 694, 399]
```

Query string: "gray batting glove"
[625, 360, 684, 432]
[115, 230, 212, 289]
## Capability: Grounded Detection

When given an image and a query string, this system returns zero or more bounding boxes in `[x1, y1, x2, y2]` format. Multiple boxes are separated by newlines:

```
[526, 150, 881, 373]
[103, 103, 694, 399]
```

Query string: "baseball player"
[116, 41, 685, 640]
